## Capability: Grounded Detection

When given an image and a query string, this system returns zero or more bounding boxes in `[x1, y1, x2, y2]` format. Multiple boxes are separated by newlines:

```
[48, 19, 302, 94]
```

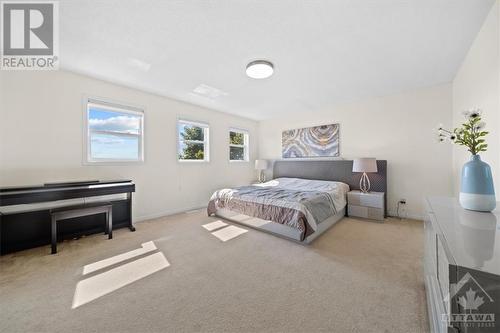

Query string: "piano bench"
[50, 202, 113, 254]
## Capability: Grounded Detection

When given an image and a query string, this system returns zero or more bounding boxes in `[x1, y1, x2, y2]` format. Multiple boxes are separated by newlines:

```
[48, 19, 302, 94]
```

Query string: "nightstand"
[347, 190, 385, 221]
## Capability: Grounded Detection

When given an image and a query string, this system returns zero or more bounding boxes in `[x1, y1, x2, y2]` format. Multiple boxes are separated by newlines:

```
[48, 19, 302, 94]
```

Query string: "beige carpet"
[0, 211, 428, 333]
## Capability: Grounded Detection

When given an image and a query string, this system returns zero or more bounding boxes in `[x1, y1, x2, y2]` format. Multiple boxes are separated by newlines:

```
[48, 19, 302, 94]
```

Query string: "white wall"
[3, 1, 497, 224]
[452, 0, 500, 194]
[0, 70, 259, 221]
[258, 84, 454, 219]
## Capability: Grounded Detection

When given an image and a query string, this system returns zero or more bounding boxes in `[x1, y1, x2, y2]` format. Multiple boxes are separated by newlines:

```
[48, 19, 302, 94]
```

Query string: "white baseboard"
[387, 210, 423, 221]
[135, 206, 423, 224]
[134, 205, 206, 223]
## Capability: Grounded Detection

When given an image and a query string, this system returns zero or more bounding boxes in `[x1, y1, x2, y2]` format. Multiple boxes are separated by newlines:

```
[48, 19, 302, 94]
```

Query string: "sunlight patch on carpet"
[82, 241, 157, 275]
[73, 242, 169, 309]
[211, 225, 248, 242]
[202, 220, 228, 231]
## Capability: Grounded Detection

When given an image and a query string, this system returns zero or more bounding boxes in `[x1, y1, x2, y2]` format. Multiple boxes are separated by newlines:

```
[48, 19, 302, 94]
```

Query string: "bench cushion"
[50, 202, 112, 213]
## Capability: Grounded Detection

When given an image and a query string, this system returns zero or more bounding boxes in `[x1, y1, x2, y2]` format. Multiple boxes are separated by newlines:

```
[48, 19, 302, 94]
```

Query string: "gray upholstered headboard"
[273, 160, 388, 215]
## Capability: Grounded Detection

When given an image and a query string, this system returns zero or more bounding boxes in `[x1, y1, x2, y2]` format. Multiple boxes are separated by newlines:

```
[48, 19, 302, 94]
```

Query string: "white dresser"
[424, 197, 500, 333]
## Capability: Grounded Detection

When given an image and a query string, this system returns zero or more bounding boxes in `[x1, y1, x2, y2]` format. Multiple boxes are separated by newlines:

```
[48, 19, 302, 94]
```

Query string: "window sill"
[178, 160, 210, 163]
[83, 160, 145, 166]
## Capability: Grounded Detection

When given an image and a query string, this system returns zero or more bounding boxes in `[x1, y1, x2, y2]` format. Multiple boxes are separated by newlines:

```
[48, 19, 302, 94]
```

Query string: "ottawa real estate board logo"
[442, 272, 496, 330]
[1, 1, 59, 70]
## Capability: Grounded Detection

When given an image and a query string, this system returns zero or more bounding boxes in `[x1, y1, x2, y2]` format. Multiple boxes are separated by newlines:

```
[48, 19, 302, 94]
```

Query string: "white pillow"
[259, 177, 350, 193]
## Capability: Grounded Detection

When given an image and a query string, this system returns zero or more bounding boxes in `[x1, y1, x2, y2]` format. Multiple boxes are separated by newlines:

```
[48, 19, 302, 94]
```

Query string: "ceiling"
[60, 0, 495, 120]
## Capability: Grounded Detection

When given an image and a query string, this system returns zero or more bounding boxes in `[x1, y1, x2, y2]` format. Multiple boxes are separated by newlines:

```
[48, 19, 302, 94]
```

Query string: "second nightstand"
[347, 190, 385, 222]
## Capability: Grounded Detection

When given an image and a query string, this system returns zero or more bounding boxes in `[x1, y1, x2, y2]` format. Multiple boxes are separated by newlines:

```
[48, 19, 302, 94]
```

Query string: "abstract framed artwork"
[282, 123, 340, 158]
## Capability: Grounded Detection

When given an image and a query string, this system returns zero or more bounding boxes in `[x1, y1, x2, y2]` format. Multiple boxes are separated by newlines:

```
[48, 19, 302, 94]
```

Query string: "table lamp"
[352, 158, 377, 193]
[255, 159, 268, 183]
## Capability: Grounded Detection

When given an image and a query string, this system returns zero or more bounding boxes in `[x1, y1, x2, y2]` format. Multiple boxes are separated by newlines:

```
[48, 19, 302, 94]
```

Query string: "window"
[229, 128, 249, 161]
[178, 119, 209, 161]
[85, 98, 144, 163]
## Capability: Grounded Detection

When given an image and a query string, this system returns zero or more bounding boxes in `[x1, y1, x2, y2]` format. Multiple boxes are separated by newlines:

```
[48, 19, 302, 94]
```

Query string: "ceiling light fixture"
[246, 60, 274, 79]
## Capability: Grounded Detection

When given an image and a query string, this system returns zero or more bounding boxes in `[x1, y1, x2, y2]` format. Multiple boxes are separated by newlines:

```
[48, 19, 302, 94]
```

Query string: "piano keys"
[0, 180, 135, 254]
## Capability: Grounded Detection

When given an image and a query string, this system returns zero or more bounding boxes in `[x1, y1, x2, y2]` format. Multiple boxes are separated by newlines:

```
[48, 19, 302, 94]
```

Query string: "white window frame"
[177, 119, 210, 162]
[229, 128, 249, 162]
[83, 96, 145, 164]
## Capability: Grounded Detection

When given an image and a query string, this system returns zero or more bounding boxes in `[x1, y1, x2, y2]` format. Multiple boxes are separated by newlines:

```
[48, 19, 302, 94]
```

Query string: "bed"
[207, 160, 387, 243]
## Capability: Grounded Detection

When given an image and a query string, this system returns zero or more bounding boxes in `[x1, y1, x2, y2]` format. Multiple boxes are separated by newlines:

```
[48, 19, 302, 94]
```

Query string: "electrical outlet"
[397, 199, 408, 219]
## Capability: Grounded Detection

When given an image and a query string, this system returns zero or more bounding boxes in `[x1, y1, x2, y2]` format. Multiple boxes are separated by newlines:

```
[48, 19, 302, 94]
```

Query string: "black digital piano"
[0, 180, 135, 254]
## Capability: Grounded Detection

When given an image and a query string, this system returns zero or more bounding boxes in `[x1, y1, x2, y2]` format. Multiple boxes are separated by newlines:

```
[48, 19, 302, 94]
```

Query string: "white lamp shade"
[352, 158, 378, 173]
[255, 159, 268, 170]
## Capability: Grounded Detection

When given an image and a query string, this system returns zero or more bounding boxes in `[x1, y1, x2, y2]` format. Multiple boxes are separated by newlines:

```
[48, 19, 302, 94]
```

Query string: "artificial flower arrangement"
[437, 108, 488, 154]
[436, 108, 495, 212]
